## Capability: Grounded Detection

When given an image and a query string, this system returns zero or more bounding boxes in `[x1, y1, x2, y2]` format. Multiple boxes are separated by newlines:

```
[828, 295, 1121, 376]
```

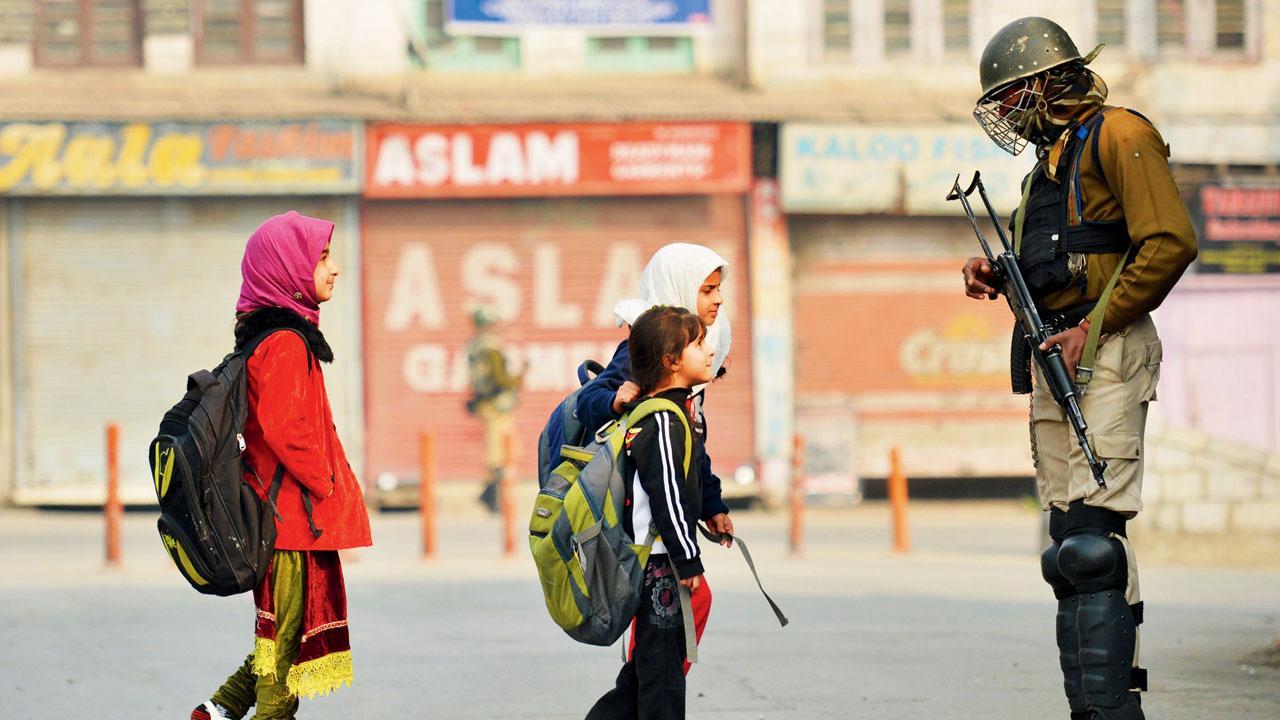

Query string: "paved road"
[1, 502, 1277, 719]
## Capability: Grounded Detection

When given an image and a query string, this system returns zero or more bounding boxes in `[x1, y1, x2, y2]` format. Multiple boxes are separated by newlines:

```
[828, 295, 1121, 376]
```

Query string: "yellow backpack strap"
[1076, 249, 1130, 387]
[624, 398, 693, 474]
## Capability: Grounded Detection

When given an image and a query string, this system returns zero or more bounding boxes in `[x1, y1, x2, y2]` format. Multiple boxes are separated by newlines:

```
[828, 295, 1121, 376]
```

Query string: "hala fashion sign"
[780, 123, 1028, 215]
[366, 122, 750, 198]
[446, 0, 710, 31]
[0, 121, 359, 195]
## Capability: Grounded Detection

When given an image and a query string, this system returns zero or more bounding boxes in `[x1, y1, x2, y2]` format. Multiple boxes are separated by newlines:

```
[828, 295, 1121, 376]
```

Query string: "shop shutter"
[791, 215, 1030, 479]
[11, 197, 358, 504]
[362, 194, 754, 488]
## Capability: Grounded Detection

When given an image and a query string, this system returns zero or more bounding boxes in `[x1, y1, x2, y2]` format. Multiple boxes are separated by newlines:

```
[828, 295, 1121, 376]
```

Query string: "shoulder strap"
[663, 526, 791, 665]
[697, 524, 789, 628]
[1076, 246, 1136, 388]
[677, 566, 700, 664]
[1073, 108, 1156, 388]
[625, 398, 693, 474]
[1079, 107, 1156, 209]
[1066, 110, 1111, 223]
[577, 359, 605, 386]
[239, 328, 314, 371]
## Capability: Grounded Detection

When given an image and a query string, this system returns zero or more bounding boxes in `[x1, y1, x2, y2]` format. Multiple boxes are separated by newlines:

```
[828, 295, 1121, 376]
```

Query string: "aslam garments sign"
[365, 122, 751, 198]
[0, 121, 359, 195]
[361, 196, 754, 485]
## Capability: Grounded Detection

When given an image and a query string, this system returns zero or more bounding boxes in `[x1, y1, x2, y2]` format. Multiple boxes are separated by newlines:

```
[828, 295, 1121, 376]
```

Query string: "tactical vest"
[1008, 109, 1146, 393]
[1012, 111, 1130, 303]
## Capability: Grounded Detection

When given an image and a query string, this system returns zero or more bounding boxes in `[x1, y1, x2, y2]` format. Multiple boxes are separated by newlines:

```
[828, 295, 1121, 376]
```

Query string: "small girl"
[585, 305, 721, 720]
[192, 211, 372, 720]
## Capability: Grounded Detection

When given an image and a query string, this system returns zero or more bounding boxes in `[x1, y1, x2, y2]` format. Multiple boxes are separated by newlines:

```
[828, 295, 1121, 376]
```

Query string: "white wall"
[306, 0, 411, 76]
[0, 43, 30, 75]
[144, 34, 193, 74]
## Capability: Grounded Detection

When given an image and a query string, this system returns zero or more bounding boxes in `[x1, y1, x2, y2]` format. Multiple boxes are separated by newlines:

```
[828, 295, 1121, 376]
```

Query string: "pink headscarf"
[236, 211, 334, 324]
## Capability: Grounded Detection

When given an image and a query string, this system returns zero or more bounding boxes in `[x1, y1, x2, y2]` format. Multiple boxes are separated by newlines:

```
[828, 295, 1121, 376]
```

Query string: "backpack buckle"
[595, 420, 618, 444]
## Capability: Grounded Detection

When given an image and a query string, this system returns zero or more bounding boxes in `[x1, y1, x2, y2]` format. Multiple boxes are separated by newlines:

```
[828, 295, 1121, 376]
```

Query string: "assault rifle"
[946, 171, 1107, 489]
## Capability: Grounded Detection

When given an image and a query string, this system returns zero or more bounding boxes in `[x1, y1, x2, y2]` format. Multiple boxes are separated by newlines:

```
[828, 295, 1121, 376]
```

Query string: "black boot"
[478, 468, 500, 514]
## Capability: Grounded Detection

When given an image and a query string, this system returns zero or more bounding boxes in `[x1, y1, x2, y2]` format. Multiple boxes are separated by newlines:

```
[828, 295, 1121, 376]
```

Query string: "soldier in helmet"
[466, 306, 522, 513]
[961, 17, 1198, 720]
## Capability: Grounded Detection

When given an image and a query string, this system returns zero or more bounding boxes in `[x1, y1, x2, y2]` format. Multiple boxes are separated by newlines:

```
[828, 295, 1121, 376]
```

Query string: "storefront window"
[585, 36, 694, 73]
[941, 0, 969, 55]
[33, 0, 142, 68]
[883, 0, 911, 57]
[822, 0, 853, 58]
[1096, 0, 1126, 50]
[1156, 0, 1187, 53]
[417, 0, 521, 71]
[194, 0, 304, 65]
[1215, 0, 1246, 51]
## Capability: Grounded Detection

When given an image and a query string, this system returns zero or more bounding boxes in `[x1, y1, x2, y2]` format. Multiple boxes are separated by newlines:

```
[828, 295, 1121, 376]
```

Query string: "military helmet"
[472, 306, 498, 328]
[978, 17, 1100, 100]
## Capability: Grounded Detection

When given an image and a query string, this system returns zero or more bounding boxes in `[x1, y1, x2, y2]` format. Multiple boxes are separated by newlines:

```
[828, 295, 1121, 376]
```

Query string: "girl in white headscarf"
[577, 242, 735, 538]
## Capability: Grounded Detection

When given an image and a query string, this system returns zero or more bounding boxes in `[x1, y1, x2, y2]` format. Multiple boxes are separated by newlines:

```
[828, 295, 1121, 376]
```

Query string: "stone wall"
[1140, 422, 1280, 535]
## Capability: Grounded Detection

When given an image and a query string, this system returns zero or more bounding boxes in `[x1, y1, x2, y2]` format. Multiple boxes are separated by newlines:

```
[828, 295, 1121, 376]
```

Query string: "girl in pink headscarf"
[192, 211, 371, 720]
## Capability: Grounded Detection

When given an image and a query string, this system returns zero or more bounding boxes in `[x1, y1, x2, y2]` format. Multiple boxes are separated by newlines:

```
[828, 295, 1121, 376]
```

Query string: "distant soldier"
[466, 307, 521, 513]
[961, 17, 1198, 720]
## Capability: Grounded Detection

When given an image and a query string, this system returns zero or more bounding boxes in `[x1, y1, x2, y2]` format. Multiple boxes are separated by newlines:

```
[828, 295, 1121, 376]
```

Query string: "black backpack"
[148, 330, 299, 596]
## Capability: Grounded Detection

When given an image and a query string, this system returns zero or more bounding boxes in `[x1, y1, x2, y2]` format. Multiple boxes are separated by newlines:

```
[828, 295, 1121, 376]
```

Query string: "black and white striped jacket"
[622, 387, 705, 579]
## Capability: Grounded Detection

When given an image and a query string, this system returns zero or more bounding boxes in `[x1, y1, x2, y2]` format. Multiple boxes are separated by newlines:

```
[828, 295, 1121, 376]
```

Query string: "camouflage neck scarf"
[1023, 66, 1109, 150]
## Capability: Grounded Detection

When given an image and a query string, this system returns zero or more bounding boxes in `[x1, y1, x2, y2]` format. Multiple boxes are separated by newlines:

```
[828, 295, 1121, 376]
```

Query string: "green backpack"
[529, 397, 691, 648]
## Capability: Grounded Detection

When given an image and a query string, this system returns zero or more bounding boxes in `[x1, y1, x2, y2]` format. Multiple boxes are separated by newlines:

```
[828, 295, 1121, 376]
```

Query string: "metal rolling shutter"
[791, 215, 1030, 479]
[362, 194, 755, 487]
[12, 197, 359, 504]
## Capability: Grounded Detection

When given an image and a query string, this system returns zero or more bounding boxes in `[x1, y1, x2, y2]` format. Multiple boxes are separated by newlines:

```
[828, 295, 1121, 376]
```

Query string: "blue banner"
[447, 0, 711, 29]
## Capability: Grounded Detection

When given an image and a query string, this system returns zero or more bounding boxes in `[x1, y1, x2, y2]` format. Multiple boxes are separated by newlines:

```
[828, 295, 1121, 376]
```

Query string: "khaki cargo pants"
[1031, 312, 1162, 606]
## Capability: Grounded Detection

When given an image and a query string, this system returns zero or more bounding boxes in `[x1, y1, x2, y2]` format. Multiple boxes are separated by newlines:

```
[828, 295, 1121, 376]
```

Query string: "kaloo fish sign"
[365, 122, 751, 198]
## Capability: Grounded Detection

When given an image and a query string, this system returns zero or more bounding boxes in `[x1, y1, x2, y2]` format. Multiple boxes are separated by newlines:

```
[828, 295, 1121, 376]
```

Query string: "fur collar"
[234, 307, 334, 363]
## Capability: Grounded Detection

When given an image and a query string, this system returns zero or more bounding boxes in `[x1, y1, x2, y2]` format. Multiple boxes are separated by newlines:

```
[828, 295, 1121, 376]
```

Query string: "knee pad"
[1040, 543, 1075, 599]
[1058, 532, 1128, 594]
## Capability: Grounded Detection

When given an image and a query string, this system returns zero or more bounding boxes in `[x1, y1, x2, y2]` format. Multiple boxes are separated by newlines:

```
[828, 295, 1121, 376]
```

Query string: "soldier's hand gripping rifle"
[946, 172, 1107, 489]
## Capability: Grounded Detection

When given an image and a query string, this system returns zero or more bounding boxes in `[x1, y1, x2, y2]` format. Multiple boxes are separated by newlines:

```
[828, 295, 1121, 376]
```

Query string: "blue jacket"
[577, 340, 731, 519]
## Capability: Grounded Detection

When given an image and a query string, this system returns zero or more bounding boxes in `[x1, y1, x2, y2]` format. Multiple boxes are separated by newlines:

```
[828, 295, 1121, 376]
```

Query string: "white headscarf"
[613, 243, 732, 379]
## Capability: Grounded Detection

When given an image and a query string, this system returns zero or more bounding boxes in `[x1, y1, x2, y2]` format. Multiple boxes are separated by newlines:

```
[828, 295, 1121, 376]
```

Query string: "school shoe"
[190, 700, 233, 720]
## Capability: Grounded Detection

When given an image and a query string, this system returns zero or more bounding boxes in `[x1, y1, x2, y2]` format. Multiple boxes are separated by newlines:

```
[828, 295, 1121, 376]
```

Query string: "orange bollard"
[105, 423, 122, 567]
[420, 432, 437, 560]
[500, 430, 517, 558]
[888, 446, 911, 553]
[790, 435, 805, 556]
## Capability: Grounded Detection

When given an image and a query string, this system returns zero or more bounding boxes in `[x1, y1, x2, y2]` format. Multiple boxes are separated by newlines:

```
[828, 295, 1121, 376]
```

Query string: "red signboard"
[365, 122, 752, 198]
[1194, 183, 1280, 273]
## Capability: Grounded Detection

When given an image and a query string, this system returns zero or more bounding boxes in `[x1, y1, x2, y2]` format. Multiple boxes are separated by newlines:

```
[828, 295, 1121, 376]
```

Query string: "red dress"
[240, 330, 372, 551]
